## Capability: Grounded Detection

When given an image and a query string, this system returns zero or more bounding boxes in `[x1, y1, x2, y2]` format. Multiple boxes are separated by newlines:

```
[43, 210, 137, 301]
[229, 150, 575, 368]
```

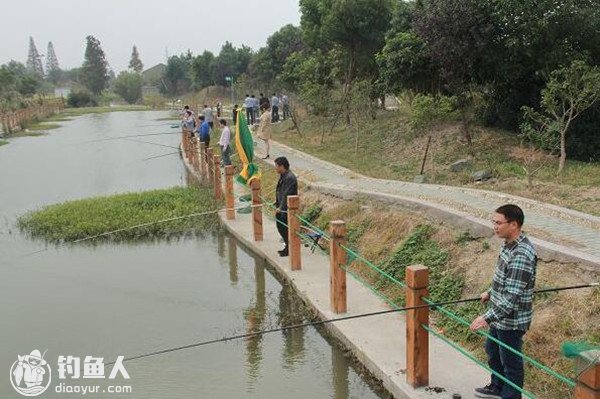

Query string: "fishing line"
[105, 282, 599, 366]
[121, 137, 180, 150]
[76, 131, 183, 145]
[11, 203, 266, 261]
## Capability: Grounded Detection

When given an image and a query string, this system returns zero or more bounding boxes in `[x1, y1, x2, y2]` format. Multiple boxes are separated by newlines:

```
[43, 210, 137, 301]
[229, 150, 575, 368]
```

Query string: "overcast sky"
[0, 0, 301, 73]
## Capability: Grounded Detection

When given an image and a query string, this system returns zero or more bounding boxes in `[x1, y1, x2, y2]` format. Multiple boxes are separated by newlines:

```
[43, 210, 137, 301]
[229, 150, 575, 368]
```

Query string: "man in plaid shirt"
[470, 204, 537, 399]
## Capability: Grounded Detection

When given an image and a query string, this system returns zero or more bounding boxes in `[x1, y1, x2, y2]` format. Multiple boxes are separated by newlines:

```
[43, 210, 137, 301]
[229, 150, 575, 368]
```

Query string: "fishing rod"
[77, 131, 183, 145]
[121, 137, 180, 150]
[106, 282, 599, 366]
[143, 150, 181, 161]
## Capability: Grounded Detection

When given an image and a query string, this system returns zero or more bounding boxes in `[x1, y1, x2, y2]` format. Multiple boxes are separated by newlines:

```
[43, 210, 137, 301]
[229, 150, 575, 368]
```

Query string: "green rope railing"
[339, 244, 406, 288]
[229, 178, 576, 392]
[421, 297, 577, 388]
[422, 324, 537, 398]
[340, 263, 403, 309]
[296, 215, 331, 240]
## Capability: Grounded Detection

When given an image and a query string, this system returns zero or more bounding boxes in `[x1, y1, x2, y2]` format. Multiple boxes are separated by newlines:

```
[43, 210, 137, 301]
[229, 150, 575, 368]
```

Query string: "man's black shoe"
[474, 384, 502, 398]
[278, 248, 289, 257]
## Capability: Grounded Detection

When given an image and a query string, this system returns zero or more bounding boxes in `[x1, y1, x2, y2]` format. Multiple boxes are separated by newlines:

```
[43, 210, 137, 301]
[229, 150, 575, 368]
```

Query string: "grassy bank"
[18, 186, 220, 242]
[0, 139, 8, 146]
[62, 105, 151, 117]
[272, 110, 600, 216]
[297, 192, 599, 398]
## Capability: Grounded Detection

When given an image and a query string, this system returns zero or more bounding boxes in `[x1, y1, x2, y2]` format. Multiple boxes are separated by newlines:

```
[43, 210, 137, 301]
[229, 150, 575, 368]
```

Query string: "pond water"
[0, 111, 388, 398]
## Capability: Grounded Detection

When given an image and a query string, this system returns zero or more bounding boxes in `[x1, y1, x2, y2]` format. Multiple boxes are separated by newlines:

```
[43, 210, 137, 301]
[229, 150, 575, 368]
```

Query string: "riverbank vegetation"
[18, 186, 219, 242]
[298, 191, 599, 398]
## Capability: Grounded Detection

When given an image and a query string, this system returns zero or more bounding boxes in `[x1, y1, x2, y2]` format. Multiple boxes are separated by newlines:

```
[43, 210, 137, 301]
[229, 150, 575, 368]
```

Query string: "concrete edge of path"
[180, 148, 488, 399]
[270, 139, 600, 230]
[307, 183, 600, 272]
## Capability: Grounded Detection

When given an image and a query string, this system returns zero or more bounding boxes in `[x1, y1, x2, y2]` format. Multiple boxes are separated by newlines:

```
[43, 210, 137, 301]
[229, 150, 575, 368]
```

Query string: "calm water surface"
[0, 111, 388, 398]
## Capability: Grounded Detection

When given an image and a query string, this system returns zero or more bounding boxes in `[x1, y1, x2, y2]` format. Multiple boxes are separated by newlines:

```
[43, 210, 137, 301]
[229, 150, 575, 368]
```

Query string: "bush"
[113, 71, 143, 104]
[409, 94, 458, 132]
[67, 89, 97, 108]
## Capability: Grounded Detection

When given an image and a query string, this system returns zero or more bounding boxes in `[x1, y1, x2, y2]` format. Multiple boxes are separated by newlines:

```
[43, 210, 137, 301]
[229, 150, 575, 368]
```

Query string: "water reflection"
[333, 346, 350, 399]
[278, 282, 306, 370]
[245, 257, 267, 385]
[227, 236, 239, 285]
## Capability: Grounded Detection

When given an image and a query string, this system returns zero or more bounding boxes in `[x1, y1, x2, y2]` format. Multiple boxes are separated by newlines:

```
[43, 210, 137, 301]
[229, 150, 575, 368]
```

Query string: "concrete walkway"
[255, 139, 600, 270]
[181, 147, 492, 398]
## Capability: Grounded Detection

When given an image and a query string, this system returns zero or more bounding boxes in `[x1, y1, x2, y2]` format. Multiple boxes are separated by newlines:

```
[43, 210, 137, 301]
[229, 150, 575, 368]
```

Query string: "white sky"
[0, 0, 301, 72]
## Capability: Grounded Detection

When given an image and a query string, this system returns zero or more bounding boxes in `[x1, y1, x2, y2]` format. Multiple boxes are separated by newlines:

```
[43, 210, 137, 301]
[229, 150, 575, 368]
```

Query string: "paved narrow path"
[254, 138, 600, 268]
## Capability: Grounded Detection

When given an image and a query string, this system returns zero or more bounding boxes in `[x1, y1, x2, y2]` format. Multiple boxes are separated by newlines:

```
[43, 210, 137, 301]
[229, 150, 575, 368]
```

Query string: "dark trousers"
[486, 327, 525, 399]
[272, 106, 279, 123]
[283, 104, 290, 120]
[246, 107, 255, 125]
[276, 211, 288, 247]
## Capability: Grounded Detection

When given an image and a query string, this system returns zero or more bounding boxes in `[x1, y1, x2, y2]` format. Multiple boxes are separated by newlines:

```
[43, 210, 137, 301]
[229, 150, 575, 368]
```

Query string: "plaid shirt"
[483, 234, 537, 331]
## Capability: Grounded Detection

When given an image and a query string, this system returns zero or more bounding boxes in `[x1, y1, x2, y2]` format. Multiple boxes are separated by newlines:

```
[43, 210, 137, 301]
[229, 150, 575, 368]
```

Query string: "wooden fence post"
[195, 137, 201, 172]
[251, 179, 263, 241]
[213, 154, 222, 199]
[200, 142, 207, 179]
[575, 361, 600, 399]
[329, 221, 347, 313]
[225, 165, 235, 220]
[406, 265, 429, 388]
[206, 147, 214, 184]
[287, 195, 301, 271]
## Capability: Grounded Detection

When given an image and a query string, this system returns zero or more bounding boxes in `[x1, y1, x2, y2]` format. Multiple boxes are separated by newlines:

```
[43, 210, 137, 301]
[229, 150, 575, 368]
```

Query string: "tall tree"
[46, 41, 61, 83]
[80, 35, 109, 95]
[26, 37, 44, 77]
[129, 45, 144, 73]
[162, 53, 192, 95]
[114, 71, 144, 104]
[190, 51, 215, 89]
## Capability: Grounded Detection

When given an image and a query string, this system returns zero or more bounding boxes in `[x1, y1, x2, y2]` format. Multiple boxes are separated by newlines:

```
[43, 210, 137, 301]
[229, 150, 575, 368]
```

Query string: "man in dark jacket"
[274, 156, 298, 257]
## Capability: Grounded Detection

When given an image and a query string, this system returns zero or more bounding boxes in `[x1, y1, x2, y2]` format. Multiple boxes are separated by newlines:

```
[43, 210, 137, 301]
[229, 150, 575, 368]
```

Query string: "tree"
[80, 36, 109, 95]
[162, 53, 192, 95]
[211, 42, 252, 86]
[46, 42, 61, 83]
[26, 37, 44, 78]
[376, 32, 436, 95]
[300, 0, 392, 125]
[128, 45, 144, 73]
[521, 60, 600, 173]
[190, 51, 215, 89]
[412, 0, 501, 147]
[114, 71, 144, 104]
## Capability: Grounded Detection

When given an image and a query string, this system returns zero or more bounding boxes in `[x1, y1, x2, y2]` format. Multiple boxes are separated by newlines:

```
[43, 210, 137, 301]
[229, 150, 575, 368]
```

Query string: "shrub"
[67, 89, 97, 108]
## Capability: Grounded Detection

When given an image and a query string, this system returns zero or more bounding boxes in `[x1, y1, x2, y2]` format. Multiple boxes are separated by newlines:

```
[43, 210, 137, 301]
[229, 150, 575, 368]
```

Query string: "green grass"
[62, 105, 151, 116]
[299, 193, 598, 399]
[28, 122, 61, 131]
[272, 110, 600, 215]
[0, 139, 8, 146]
[18, 186, 220, 243]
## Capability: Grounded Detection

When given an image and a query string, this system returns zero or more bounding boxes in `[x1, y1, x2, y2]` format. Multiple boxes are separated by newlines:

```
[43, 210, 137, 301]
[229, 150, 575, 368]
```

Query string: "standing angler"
[274, 157, 298, 257]
[470, 204, 537, 399]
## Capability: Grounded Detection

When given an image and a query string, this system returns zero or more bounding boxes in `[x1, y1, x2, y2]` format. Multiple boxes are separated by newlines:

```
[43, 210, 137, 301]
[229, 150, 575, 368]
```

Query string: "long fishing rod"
[143, 150, 181, 161]
[121, 137, 180, 150]
[77, 131, 183, 145]
[106, 282, 599, 366]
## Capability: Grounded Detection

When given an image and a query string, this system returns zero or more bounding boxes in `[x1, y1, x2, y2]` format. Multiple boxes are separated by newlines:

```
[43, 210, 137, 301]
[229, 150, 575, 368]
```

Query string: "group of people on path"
[241, 93, 290, 125]
[181, 104, 232, 166]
